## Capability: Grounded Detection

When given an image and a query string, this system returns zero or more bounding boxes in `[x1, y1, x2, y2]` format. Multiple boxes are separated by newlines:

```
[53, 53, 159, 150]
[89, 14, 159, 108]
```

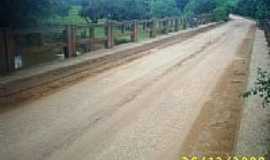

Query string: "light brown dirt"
[180, 25, 256, 158]
[0, 17, 256, 160]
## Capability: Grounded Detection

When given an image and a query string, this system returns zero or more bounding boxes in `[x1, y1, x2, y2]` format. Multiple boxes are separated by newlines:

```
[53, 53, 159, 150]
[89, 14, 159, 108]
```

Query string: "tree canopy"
[234, 0, 270, 20]
[0, 0, 71, 27]
[2, 0, 269, 27]
[80, 0, 180, 22]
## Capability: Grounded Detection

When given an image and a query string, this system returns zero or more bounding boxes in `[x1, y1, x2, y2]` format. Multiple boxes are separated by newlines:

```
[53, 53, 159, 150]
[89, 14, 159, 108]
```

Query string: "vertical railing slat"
[150, 19, 157, 38]
[0, 29, 15, 74]
[131, 20, 139, 42]
[89, 26, 95, 51]
[65, 25, 76, 58]
[106, 21, 114, 49]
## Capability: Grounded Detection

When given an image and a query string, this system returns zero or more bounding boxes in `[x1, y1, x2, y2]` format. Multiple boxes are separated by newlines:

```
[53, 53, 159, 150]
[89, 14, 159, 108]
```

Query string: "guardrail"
[263, 20, 270, 45]
[0, 14, 214, 75]
[260, 19, 270, 45]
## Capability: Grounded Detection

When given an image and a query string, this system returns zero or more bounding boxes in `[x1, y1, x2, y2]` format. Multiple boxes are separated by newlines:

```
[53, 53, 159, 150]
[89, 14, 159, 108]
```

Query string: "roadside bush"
[213, 7, 229, 21]
[244, 68, 270, 108]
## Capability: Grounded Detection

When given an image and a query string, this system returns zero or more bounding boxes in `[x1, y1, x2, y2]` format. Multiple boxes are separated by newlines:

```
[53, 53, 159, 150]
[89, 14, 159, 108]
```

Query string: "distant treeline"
[0, 0, 268, 28]
[234, 0, 270, 20]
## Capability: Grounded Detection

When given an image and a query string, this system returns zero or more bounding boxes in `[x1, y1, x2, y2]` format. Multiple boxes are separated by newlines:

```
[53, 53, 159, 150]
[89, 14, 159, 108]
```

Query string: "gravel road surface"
[0, 16, 255, 160]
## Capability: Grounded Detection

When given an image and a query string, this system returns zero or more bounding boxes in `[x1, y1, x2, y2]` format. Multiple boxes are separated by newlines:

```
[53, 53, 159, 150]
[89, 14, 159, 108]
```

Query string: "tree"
[80, 0, 105, 23]
[151, 0, 180, 18]
[213, 0, 236, 21]
[175, 0, 189, 13]
[81, 0, 152, 22]
[184, 0, 216, 17]
[255, 0, 270, 20]
[234, 0, 270, 20]
[183, 0, 235, 21]
[0, 0, 70, 27]
[81, 0, 183, 22]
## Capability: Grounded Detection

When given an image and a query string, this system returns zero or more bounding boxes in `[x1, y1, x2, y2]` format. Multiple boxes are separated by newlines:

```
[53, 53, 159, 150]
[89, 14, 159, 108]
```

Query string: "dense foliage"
[80, 0, 235, 23]
[0, 0, 238, 27]
[244, 68, 270, 108]
[0, 0, 71, 27]
[80, 0, 181, 22]
[80, 0, 152, 22]
[184, 0, 236, 21]
[3, 0, 269, 27]
[234, 0, 270, 20]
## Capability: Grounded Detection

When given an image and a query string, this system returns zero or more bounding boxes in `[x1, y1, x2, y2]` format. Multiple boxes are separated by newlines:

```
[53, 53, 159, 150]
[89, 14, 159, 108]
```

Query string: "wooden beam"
[174, 18, 180, 32]
[131, 20, 139, 42]
[0, 29, 15, 75]
[150, 19, 157, 38]
[89, 26, 95, 51]
[106, 21, 114, 49]
[162, 19, 169, 34]
[65, 25, 76, 58]
[0, 29, 7, 74]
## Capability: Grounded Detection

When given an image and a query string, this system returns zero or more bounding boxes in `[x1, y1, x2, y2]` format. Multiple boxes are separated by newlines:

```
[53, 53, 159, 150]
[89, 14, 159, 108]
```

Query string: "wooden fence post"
[121, 24, 125, 33]
[182, 16, 187, 29]
[265, 21, 270, 45]
[174, 18, 180, 32]
[170, 18, 174, 32]
[0, 30, 5, 74]
[65, 25, 76, 58]
[150, 19, 157, 38]
[131, 20, 139, 42]
[89, 26, 95, 51]
[0, 28, 15, 75]
[106, 21, 114, 49]
[162, 19, 169, 34]
[142, 22, 146, 31]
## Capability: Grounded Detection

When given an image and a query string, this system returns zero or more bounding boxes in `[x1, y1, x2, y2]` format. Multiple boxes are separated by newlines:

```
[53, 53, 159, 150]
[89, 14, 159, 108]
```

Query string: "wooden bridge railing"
[261, 19, 270, 46]
[0, 14, 214, 75]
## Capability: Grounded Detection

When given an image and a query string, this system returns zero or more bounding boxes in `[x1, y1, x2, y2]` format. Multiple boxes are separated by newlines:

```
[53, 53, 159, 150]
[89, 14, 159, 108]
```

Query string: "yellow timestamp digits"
[180, 156, 265, 160]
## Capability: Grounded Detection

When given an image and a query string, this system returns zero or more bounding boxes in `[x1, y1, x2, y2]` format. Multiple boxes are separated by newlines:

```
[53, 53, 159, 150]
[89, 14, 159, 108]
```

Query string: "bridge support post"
[142, 22, 146, 31]
[89, 26, 95, 51]
[65, 25, 76, 58]
[150, 19, 157, 38]
[170, 18, 174, 32]
[174, 18, 180, 32]
[131, 20, 139, 42]
[106, 21, 114, 49]
[181, 16, 187, 29]
[264, 21, 270, 45]
[0, 28, 16, 75]
[121, 24, 125, 33]
[162, 19, 169, 34]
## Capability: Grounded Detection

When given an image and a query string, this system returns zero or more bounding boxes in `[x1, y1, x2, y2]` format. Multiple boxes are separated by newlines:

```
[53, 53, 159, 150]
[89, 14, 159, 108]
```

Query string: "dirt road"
[0, 17, 255, 160]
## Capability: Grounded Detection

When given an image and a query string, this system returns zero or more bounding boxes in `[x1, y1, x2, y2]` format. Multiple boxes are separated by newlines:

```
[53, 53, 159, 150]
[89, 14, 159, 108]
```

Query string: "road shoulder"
[235, 29, 270, 157]
[179, 23, 256, 158]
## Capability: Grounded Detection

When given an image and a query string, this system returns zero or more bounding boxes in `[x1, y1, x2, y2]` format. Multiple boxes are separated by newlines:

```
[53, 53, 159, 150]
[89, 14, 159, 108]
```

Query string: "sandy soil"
[0, 17, 255, 160]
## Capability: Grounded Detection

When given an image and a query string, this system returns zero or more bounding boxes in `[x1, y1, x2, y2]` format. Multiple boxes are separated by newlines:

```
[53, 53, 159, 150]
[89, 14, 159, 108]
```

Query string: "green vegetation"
[0, 0, 70, 27]
[234, 0, 270, 20]
[0, 0, 241, 27]
[1, 0, 269, 27]
[80, 0, 233, 22]
[151, 0, 180, 18]
[237, 1, 270, 107]
[244, 68, 270, 108]
[45, 6, 88, 25]
[184, 0, 236, 21]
